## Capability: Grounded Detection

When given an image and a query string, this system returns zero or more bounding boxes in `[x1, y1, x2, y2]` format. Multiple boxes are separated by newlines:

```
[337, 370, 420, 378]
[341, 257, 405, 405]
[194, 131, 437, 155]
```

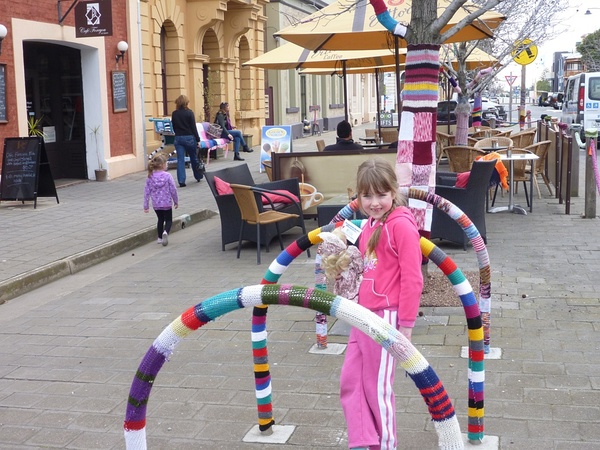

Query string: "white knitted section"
[452, 279, 474, 297]
[153, 326, 181, 357]
[393, 23, 407, 37]
[479, 296, 491, 313]
[468, 368, 485, 383]
[124, 428, 147, 450]
[240, 285, 265, 307]
[267, 260, 286, 275]
[433, 416, 464, 450]
[256, 383, 272, 399]
[251, 329, 268, 342]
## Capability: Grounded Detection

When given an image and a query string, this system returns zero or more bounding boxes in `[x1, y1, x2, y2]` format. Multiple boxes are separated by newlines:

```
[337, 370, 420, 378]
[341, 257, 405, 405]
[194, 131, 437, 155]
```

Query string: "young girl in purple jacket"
[144, 154, 178, 246]
[340, 157, 423, 450]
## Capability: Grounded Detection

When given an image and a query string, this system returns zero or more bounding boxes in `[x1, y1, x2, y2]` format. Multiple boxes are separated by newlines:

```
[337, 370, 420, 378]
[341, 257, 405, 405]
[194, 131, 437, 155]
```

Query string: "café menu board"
[0, 137, 59, 208]
[112, 70, 128, 113]
[0, 64, 6, 122]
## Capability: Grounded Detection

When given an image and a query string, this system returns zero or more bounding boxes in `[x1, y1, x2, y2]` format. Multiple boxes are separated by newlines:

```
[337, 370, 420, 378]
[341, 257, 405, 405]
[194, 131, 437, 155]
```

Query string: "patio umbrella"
[275, 0, 505, 52]
[243, 42, 408, 121]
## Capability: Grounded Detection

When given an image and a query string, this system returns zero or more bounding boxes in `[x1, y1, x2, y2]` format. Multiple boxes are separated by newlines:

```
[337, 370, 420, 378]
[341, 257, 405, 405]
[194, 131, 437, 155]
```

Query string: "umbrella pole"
[343, 61, 348, 122]
[375, 68, 381, 139]
[394, 36, 401, 131]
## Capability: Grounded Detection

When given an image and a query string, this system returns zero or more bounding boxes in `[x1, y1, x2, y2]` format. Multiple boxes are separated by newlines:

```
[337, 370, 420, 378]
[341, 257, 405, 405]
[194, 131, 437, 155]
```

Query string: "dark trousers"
[155, 209, 173, 237]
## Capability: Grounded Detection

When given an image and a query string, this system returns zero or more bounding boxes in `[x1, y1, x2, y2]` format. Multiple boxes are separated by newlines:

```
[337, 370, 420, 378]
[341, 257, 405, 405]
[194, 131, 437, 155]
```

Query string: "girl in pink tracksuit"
[340, 158, 423, 450]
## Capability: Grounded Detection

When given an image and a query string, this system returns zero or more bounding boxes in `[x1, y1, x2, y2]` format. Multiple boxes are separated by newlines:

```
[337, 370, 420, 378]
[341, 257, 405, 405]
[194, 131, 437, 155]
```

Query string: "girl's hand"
[144, 209, 149, 213]
[174, 204, 179, 209]
[398, 326, 412, 342]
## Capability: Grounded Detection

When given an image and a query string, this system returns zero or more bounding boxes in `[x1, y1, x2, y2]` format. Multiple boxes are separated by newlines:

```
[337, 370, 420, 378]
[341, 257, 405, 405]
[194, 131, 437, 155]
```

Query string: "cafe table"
[359, 137, 378, 144]
[488, 151, 539, 215]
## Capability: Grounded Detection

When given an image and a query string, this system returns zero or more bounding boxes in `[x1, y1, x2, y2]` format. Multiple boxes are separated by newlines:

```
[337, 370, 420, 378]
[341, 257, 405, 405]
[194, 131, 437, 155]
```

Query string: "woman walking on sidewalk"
[171, 94, 204, 187]
[214, 101, 253, 161]
[144, 154, 178, 246]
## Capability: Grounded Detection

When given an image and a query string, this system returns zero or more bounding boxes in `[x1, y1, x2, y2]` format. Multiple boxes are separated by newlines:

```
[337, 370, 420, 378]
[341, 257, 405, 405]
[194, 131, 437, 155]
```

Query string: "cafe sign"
[75, 0, 113, 38]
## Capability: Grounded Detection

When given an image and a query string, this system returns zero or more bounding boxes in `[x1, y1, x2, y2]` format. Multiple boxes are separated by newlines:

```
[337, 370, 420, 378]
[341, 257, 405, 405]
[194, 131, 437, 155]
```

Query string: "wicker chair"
[230, 184, 306, 264]
[316, 139, 326, 152]
[468, 126, 491, 134]
[444, 146, 487, 173]
[474, 137, 514, 150]
[524, 140, 553, 198]
[436, 130, 455, 164]
[495, 129, 513, 137]
[379, 128, 398, 144]
[510, 128, 537, 149]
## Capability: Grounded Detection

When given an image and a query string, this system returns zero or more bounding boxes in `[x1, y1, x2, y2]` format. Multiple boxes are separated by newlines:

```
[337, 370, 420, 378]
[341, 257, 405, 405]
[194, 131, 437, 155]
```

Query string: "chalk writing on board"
[112, 71, 127, 112]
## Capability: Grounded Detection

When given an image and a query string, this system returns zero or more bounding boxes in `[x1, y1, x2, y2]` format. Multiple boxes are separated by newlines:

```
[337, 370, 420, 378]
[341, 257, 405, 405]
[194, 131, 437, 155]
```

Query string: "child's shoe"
[157, 238, 162, 244]
[162, 231, 168, 246]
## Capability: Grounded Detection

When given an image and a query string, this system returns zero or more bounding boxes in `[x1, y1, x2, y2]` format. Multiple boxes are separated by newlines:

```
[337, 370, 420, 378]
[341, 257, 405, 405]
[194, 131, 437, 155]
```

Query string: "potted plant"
[27, 115, 46, 139]
[89, 125, 107, 181]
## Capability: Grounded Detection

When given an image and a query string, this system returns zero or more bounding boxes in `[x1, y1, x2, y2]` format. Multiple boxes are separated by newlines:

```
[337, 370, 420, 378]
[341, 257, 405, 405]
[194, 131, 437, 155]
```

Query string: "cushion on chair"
[214, 176, 234, 195]
[455, 172, 470, 188]
[261, 190, 300, 205]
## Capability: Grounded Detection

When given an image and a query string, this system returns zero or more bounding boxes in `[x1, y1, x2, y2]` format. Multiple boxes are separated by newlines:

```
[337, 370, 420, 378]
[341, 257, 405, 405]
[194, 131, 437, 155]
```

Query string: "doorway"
[24, 42, 87, 179]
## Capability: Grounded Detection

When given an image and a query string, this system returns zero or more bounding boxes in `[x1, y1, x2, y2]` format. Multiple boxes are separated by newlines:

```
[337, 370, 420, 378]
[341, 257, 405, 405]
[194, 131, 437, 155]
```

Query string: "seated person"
[323, 120, 364, 151]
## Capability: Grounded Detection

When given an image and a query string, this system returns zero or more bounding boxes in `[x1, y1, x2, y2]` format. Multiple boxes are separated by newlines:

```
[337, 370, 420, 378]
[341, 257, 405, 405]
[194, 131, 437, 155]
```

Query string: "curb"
[0, 209, 217, 305]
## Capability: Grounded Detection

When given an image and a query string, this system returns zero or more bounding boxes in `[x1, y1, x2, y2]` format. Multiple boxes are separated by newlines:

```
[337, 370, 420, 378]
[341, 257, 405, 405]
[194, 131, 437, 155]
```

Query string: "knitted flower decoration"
[318, 229, 363, 301]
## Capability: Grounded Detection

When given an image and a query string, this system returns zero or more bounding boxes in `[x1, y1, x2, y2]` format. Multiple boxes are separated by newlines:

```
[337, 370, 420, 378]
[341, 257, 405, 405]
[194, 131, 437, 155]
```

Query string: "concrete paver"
[1, 122, 600, 449]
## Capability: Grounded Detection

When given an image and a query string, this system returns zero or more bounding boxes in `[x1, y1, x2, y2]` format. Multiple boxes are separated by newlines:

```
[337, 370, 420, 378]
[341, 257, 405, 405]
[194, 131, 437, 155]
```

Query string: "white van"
[561, 72, 600, 132]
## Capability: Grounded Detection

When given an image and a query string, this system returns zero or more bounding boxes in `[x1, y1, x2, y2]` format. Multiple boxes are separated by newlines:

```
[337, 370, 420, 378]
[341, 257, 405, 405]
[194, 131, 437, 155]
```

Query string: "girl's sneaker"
[162, 231, 168, 246]
[157, 238, 162, 244]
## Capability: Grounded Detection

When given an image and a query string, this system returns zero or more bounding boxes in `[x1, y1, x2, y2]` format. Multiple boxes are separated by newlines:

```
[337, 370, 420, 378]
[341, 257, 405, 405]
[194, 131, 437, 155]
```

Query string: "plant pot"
[95, 169, 108, 182]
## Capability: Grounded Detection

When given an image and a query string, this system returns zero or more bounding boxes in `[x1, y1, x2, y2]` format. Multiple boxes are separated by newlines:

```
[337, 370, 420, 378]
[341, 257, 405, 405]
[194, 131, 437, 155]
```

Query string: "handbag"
[207, 123, 223, 139]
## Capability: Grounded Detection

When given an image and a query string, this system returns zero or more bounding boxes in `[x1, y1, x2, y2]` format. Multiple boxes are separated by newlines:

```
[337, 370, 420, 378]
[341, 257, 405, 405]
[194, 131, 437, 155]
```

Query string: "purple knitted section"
[126, 346, 167, 422]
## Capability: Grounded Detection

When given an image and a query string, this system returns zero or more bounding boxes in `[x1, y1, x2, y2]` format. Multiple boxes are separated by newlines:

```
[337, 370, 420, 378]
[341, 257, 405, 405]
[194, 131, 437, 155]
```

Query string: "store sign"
[75, 0, 113, 37]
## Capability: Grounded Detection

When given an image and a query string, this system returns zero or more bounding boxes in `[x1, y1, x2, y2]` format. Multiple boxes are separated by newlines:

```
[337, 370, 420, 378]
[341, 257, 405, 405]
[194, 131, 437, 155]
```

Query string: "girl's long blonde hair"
[356, 157, 407, 256]
[147, 154, 167, 177]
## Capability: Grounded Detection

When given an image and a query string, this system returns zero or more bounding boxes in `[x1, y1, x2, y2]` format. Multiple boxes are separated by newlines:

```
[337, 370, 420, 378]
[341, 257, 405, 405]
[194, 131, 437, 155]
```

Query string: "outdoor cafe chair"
[474, 136, 514, 150]
[436, 130, 455, 164]
[524, 140, 553, 198]
[444, 146, 487, 173]
[510, 128, 537, 149]
[230, 184, 306, 265]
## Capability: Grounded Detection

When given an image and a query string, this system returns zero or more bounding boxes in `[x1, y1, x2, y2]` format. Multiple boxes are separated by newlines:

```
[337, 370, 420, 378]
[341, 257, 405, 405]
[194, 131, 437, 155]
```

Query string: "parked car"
[469, 98, 507, 122]
[548, 92, 564, 110]
[437, 100, 457, 122]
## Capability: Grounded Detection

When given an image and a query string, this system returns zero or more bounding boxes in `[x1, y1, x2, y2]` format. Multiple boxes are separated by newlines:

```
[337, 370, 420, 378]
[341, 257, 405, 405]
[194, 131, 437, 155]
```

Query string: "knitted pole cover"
[124, 285, 464, 450]
[397, 44, 440, 238]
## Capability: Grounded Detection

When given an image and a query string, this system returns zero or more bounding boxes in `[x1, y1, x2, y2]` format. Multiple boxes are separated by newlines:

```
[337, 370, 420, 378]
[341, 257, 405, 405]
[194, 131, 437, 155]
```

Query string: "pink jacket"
[358, 207, 423, 328]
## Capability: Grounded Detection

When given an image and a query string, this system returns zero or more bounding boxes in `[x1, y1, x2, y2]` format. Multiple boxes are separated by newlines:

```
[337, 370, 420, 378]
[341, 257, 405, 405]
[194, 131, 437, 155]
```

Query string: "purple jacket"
[144, 171, 178, 210]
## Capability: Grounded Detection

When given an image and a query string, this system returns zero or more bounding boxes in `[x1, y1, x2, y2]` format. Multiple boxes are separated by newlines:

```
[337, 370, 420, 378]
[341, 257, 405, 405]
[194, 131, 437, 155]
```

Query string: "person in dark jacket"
[214, 102, 253, 161]
[323, 120, 364, 152]
[171, 94, 203, 187]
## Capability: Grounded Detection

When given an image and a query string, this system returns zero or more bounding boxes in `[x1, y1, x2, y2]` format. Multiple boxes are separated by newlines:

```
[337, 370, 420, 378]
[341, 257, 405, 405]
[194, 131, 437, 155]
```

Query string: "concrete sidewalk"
[1, 122, 600, 449]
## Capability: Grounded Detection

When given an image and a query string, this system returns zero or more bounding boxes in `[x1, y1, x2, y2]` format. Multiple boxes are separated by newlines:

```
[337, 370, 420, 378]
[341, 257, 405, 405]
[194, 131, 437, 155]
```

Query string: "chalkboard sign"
[112, 70, 128, 113]
[0, 137, 59, 208]
[0, 65, 6, 122]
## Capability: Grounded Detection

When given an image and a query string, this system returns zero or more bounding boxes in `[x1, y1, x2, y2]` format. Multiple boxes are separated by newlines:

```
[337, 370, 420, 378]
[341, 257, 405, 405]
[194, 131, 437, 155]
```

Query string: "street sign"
[505, 75, 517, 86]
[511, 39, 538, 66]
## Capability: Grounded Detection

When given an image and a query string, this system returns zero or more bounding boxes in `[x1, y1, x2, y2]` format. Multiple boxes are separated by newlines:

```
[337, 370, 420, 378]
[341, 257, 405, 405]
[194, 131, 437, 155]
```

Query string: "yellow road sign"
[512, 39, 538, 66]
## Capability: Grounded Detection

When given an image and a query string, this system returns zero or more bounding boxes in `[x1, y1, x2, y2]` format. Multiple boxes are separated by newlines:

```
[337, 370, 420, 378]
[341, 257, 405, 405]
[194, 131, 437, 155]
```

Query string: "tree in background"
[577, 29, 600, 72]
[446, 0, 569, 144]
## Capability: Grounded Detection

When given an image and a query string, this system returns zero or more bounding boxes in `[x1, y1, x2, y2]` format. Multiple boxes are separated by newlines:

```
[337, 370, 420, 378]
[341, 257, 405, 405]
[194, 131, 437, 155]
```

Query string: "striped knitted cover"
[396, 44, 440, 238]
[471, 94, 483, 129]
[124, 284, 463, 450]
